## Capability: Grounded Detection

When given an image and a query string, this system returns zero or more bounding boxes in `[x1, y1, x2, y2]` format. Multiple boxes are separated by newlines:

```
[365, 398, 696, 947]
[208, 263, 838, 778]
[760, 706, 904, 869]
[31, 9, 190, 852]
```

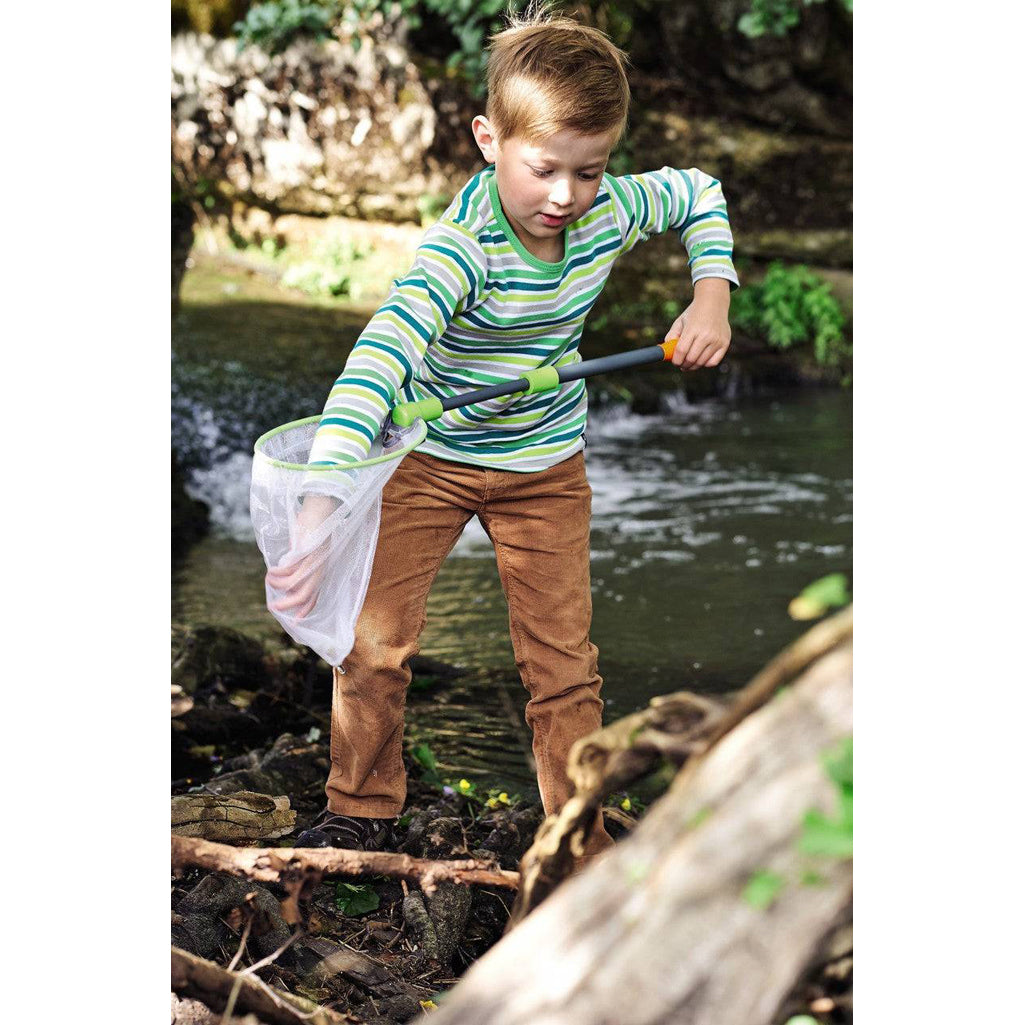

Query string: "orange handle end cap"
[660, 339, 678, 361]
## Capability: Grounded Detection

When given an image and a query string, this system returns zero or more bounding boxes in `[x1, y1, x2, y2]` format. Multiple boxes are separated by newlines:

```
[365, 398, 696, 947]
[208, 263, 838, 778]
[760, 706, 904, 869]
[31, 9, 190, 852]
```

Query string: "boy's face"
[473, 117, 617, 254]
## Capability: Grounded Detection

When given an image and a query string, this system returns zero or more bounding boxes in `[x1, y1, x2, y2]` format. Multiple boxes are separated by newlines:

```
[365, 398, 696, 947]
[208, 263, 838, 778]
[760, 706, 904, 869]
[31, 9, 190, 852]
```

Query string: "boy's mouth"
[539, 212, 568, 227]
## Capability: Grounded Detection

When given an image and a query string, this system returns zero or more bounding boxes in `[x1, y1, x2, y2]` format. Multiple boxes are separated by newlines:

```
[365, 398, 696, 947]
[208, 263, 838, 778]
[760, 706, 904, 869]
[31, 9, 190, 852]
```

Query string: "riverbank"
[171, 620, 852, 1025]
[175, 233, 852, 402]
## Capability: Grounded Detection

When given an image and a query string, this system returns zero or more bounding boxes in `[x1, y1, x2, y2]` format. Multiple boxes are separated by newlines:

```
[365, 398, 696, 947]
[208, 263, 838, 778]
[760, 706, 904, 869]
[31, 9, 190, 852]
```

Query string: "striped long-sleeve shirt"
[308, 164, 739, 473]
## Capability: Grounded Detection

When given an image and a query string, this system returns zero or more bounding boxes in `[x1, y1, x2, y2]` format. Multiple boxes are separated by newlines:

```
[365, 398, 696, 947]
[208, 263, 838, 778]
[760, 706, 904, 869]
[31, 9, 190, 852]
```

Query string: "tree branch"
[172, 835, 520, 899]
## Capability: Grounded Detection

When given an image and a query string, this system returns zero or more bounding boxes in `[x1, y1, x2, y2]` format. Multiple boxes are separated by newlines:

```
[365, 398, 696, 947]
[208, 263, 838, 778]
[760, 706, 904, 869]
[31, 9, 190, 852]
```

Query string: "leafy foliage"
[799, 736, 853, 859]
[234, 0, 525, 89]
[416, 192, 453, 228]
[334, 881, 381, 915]
[738, 0, 851, 39]
[605, 791, 646, 814]
[407, 741, 520, 820]
[280, 237, 371, 298]
[788, 573, 850, 621]
[731, 261, 849, 367]
[234, 0, 339, 53]
[409, 742, 443, 786]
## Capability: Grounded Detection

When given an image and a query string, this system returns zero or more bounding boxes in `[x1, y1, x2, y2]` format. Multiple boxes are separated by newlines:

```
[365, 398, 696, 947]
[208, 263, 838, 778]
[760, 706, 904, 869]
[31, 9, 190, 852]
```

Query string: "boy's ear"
[472, 116, 499, 163]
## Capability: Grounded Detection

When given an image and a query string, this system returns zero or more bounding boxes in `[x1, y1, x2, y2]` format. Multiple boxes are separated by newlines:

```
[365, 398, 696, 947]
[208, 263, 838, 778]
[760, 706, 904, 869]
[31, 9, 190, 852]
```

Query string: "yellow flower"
[458, 779, 471, 791]
[420, 999, 438, 1012]
[485, 797, 498, 809]
[498, 792, 509, 804]
[621, 797, 632, 811]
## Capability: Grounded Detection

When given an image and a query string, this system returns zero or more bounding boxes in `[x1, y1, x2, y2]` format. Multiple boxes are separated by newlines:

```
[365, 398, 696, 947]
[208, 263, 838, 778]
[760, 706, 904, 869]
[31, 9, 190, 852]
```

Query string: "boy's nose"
[548, 178, 573, 209]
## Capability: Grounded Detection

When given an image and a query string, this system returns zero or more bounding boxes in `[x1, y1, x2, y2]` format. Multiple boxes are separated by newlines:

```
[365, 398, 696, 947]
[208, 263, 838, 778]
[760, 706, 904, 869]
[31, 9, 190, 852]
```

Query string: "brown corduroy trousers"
[325, 448, 613, 854]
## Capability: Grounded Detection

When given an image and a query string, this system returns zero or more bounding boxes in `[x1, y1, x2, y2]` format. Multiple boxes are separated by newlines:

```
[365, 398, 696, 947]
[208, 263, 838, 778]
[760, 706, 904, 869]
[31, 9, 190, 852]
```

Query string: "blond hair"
[485, 2, 631, 146]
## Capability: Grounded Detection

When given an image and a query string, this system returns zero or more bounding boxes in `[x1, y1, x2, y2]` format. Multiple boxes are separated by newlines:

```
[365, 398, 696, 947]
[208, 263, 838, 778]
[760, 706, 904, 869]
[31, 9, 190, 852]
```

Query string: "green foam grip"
[392, 396, 444, 426]
[522, 366, 561, 394]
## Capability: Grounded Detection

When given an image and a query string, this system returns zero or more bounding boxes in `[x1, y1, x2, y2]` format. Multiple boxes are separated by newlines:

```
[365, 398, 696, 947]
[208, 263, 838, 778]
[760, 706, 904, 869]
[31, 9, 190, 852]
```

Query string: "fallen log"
[171, 791, 296, 842]
[172, 835, 520, 899]
[424, 610, 853, 1025]
[511, 607, 852, 922]
[171, 946, 350, 1025]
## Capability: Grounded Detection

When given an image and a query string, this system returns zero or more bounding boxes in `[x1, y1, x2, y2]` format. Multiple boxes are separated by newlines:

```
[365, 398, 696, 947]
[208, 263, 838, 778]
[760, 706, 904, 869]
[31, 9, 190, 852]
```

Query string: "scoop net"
[250, 415, 427, 666]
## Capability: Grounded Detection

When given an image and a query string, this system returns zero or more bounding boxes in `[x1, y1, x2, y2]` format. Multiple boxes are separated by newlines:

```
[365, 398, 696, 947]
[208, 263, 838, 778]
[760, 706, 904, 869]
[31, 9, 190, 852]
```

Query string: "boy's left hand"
[665, 278, 732, 370]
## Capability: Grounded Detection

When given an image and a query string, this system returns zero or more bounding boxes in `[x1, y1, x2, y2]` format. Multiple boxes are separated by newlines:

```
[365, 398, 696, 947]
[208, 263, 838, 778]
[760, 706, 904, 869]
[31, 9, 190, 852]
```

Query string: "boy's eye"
[530, 168, 600, 181]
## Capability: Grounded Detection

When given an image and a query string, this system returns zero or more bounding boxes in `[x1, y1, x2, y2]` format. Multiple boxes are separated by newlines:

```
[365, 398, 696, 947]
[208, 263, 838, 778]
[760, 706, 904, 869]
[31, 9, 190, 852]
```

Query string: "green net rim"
[253, 415, 427, 472]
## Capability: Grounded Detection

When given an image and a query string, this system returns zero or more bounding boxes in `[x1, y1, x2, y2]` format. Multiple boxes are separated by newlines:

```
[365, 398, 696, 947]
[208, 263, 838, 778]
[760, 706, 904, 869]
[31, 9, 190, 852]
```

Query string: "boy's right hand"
[265, 493, 339, 619]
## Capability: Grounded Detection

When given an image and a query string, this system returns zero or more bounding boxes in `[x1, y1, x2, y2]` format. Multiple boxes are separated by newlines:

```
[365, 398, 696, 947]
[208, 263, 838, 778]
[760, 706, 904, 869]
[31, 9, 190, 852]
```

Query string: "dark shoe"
[295, 809, 394, 851]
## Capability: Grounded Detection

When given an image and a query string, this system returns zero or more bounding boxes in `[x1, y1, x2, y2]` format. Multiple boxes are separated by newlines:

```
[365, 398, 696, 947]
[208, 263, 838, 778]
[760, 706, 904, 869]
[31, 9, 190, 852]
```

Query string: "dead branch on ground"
[172, 835, 520, 907]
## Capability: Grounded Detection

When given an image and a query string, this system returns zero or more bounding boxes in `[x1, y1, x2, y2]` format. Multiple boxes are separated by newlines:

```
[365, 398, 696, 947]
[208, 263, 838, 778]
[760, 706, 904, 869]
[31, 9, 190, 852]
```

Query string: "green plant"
[606, 791, 646, 814]
[419, 0, 518, 90]
[417, 192, 453, 228]
[731, 261, 849, 367]
[280, 237, 371, 298]
[334, 881, 381, 915]
[409, 742, 443, 786]
[234, 0, 340, 53]
[799, 736, 852, 859]
[788, 573, 850, 621]
[738, 0, 851, 39]
[235, 0, 524, 91]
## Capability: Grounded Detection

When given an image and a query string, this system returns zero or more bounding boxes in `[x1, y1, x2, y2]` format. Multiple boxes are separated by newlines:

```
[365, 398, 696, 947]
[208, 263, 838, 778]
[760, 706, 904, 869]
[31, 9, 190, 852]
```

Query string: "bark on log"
[171, 792, 296, 841]
[424, 612, 853, 1025]
[512, 608, 852, 922]
[172, 835, 520, 898]
[171, 946, 351, 1025]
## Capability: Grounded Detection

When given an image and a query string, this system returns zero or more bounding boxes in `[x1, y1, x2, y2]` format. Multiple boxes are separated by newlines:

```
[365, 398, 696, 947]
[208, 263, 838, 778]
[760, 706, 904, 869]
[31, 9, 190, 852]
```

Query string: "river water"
[173, 345, 851, 792]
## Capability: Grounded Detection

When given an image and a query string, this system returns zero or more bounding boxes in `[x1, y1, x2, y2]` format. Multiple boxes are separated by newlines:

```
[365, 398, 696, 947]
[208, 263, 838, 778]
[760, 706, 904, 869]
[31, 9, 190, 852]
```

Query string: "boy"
[271, 8, 737, 858]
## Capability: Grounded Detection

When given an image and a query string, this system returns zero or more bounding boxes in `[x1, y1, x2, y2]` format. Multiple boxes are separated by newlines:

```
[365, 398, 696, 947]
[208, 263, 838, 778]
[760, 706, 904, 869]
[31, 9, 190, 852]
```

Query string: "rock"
[376, 994, 422, 1022]
[172, 909, 227, 960]
[219, 750, 263, 773]
[259, 732, 330, 791]
[171, 790, 295, 841]
[654, 1, 851, 137]
[396, 814, 472, 965]
[171, 624, 270, 696]
[297, 936, 416, 1004]
[200, 768, 284, 798]
[418, 816, 467, 859]
[201, 733, 329, 803]
[177, 873, 293, 962]
[510, 805, 545, 840]
[423, 881, 472, 966]
[172, 28, 450, 221]
[171, 993, 221, 1025]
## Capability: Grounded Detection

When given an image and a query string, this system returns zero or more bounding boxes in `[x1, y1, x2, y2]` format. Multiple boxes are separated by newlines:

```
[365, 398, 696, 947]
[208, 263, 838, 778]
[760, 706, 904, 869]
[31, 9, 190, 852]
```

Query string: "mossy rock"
[171, 623, 269, 695]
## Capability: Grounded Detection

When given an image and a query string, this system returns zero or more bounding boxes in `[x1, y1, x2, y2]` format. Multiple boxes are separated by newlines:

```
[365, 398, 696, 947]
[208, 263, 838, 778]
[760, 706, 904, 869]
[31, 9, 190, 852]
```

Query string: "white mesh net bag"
[250, 415, 427, 666]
